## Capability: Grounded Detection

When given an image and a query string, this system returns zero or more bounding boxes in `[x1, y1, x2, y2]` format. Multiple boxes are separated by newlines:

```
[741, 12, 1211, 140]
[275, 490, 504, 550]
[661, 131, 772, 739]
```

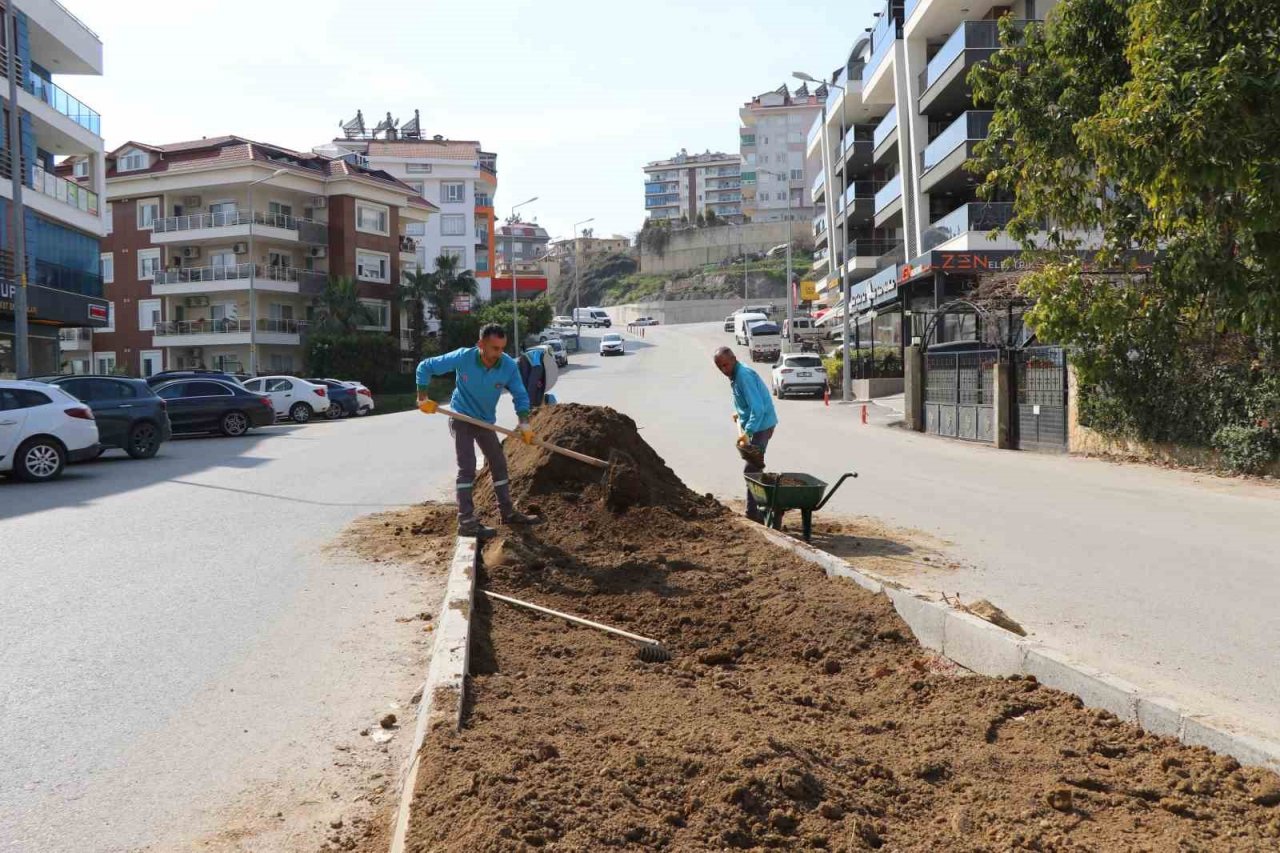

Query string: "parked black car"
[308, 378, 359, 418]
[42, 375, 172, 459]
[153, 379, 275, 436]
[145, 369, 245, 389]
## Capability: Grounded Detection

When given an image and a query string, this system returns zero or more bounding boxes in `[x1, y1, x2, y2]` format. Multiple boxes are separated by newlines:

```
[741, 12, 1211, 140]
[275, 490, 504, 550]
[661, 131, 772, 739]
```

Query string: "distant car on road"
[145, 369, 244, 389]
[0, 380, 100, 482]
[552, 315, 576, 326]
[600, 333, 625, 356]
[632, 316, 659, 326]
[154, 379, 275, 437]
[308, 379, 359, 418]
[242, 376, 331, 423]
[546, 339, 569, 368]
[529, 328, 562, 345]
[771, 354, 829, 398]
[42, 375, 171, 459]
[724, 314, 737, 332]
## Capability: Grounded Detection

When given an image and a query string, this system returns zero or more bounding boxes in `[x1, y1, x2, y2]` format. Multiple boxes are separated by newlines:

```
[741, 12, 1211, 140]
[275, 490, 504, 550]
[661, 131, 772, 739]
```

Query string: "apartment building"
[739, 85, 824, 224]
[494, 218, 550, 300]
[643, 149, 742, 224]
[83, 135, 433, 377]
[322, 112, 497, 307]
[547, 233, 632, 267]
[807, 0, 1048, 340]
[0, 1, 107, 378]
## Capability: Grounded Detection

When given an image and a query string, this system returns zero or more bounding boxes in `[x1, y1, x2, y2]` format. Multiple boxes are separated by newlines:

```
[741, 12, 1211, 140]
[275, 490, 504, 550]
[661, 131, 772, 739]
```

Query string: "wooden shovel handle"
[436, 405, 609, 469]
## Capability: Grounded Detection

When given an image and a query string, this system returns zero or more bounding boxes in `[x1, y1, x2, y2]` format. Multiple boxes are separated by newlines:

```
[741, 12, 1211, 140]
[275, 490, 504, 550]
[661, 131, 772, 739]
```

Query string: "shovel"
[736, 421, 765, 468]
[423, 403, 609, 470]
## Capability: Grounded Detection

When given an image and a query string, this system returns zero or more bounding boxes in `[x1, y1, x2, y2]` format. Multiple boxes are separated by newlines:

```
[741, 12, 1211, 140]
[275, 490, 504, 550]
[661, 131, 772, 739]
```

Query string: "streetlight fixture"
[572, 217, 594, 331]
[758, 169, 794, 353]
[794, 70, 852, 402]
[507, 196, 538, 354]
[246, 167, 289, 376]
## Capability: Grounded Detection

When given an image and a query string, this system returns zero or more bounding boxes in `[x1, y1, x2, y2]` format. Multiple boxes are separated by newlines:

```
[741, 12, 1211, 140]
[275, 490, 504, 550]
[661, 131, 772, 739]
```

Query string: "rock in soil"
[404, 404, 1280, 850]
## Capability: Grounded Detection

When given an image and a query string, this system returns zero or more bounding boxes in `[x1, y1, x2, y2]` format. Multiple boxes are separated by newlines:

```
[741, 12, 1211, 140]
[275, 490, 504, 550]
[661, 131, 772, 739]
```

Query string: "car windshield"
[749, 323, 780, 335]
[603, 334, 621, 342]
[786, 356, 823, 368]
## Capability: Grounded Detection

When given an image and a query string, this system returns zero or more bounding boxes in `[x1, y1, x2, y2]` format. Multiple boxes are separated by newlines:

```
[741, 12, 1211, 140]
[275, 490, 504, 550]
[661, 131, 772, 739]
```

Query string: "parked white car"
[552, 315, 576, 327]
[771, 354, 829, 399]
[0, 380, 101, 482]
[341, 380, 375, 416]
[241, 375, 331, 423]
[632, 316, 659, 326]
[600, 333, 625, 356]
[529, 328, 562, 345]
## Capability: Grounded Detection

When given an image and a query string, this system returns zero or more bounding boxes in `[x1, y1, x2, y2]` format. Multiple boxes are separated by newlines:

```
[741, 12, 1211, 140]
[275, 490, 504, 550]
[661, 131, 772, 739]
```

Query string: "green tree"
[426, 254, 479, 339]
[313, 275, 372, 334]
[400, 268, 433, 361]
[705, 208, 720, 227]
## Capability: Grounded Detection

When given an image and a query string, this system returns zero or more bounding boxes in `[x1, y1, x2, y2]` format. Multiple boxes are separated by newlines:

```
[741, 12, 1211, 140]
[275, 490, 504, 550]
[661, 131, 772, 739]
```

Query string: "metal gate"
[1013, 346, 1068, 452]
[924, 350, 998, 443]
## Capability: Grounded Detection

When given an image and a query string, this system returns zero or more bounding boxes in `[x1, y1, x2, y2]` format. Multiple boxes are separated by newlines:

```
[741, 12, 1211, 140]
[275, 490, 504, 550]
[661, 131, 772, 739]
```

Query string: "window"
[405, 221, 426, 236]
[407, 163, 432, 173]
[790, 169, 804, 181]
[73, 160, 88, 178]
[268, 201, 293, 217]
[211, 302, 237, 322]
[209, 200, 237, 218]
[117, 151, 148, 172]
[101, 302, 115, 333]
[441, 182, 465, 204]
[356, 250, 390, 282]
[441, 214, 466, 236]
[440, 246, 466, 263]
[104, 202, 112, 235]
[265, 378, 292, 392]
[269, 354, 295, 373]
[358, 299, 391, 331]
[356, 202, 389, 235]
[187, 381, 233, 397]
[137, 299, 161, 331]
[100, 253, 113, 284]
[0, 387, 52, 409]
[94, 352, 117, 374]
[406, 181, 424, 196]
[138, 249, 161, 280]
[137, 198, 160, 229]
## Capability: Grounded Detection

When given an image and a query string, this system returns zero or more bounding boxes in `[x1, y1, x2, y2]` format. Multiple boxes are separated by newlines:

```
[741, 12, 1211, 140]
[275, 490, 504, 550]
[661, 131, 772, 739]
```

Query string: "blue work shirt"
[416, 347, 531, 424]
[730, 361, 778, 436]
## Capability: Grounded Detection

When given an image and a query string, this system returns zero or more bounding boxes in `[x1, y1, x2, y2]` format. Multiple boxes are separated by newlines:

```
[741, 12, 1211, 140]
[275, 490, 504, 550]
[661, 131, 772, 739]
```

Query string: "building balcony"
[399, 235, 418, 257]
[58, 327, 93, 348]
[25, 164, 99, 215]
[919, 20, 1034, 115]
[153, 318, 307, 348]
[872, 105, 899, 165]
[919, 111, 992, 193]
[26, 72, 100, 136]
[842, 180, 883, 224]
[873, 174, 903, 226]
[811, 171, 825, 203]
[645, 195, 680, 209]
[151, 263, 327, 297]
[844, 238, 905, 277]
[921, 202, 1015, 252]
[862, 2, 898, 89]
[475, 194, 493, 208]
[151, 210, 324, 245]
[33, 258, 103, 298]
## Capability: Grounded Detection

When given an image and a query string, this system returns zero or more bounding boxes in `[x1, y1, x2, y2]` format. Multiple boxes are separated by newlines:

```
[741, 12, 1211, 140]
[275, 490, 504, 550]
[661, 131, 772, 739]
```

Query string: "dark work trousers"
[451, 419, 514, 523]
[743, 426, 775, 520]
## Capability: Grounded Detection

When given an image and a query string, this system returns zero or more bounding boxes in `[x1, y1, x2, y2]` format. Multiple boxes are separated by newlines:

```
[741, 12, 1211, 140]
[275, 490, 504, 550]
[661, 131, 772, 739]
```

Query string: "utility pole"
[508, 196, 538, 354]
[572, 217, 593, 334]
[7, 7, 29, 377]
[761, 169, 794, 352]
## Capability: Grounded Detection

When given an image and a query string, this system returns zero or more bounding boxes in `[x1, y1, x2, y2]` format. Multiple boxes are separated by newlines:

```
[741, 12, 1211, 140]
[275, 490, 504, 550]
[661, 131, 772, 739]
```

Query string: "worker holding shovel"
[714, 346, 778, 523]
[417, 323, 541, 538]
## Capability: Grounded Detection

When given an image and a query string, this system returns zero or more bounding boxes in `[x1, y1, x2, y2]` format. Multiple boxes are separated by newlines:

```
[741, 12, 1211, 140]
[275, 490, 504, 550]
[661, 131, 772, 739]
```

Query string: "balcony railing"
[740, 134, 756, 147]
[34, 258, 103, 297]
[918, 20, 1034, 96]
[399, 236, 418, 253]
[813, 214, 827, 236]
[154, 318, 309, 337]
[873, 105, 898, 150]
[922, 202, 1016, 251]
[30, 166, 99, 216]
[843, 125, 875, 154]
[811, 170, 825, 200]
[59, 327, 92, 346]
[921, 111, 993, 173]
[842, 180, 884, 212]
[847, 238, 904, 258]
[475, 194, 493, 207]
[26, 73, 101, 135]
[153, 263, 326, 292]
[152, 210, 312, 235]
[874, 174, 902, 213]
[905, 0, 923, 24]
[862, 1, 899, 83]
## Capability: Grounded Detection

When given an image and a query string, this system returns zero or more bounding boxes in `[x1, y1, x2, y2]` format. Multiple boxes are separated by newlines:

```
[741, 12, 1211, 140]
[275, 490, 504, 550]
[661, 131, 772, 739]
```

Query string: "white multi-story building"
[739, 85, 824, 223]
[807, 0, 1050, 328]
[643, 149, 741, 224]
[321, 112, 497, 303]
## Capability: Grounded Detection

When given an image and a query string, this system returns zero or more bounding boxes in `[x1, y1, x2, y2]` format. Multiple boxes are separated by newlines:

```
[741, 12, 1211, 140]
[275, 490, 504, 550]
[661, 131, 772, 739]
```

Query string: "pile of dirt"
[406, 405, 1280, 850]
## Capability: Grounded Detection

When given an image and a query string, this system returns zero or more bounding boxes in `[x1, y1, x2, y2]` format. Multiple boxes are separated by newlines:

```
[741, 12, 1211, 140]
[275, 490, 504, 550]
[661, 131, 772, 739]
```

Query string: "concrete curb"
[755, 524, 1280, 772]
[388, 536, 477, 853]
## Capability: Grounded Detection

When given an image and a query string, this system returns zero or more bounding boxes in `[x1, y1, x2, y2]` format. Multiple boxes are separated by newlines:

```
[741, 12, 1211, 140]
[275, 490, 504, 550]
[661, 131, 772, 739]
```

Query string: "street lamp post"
[246, 168, 288, 376]
[6, 8, 29, 378]
[759, 169, 793, 352]
[572, 217, 594, 331]
[795, 71, 849, 400]
[507, 196, 538, 354]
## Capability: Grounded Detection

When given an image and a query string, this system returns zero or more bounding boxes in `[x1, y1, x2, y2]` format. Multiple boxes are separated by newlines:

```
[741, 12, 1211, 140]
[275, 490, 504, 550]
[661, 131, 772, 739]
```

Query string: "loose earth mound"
[406, 405, 1280, 850]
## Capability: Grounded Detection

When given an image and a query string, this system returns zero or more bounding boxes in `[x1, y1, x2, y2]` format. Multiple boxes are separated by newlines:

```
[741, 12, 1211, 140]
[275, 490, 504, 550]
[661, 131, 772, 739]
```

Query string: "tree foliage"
[312, 276, 373, 334]
[639, 218, 672, 257]
[305, 331, 399, 392]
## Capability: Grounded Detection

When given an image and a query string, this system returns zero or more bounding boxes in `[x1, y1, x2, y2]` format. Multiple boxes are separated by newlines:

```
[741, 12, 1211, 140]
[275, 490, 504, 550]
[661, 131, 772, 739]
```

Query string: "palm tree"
[313, 275, 373, 334]
[427, 254, 479, 338]
[401, 267, 434, 360]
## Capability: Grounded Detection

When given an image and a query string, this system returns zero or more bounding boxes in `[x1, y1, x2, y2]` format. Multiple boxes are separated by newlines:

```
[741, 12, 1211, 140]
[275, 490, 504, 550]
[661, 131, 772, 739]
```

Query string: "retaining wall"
[639, 222, 809, 274]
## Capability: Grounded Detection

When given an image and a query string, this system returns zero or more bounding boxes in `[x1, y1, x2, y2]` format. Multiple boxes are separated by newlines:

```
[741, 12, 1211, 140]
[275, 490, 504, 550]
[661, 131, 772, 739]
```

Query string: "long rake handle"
[484, 590, 660, 646]
[435, 405, 609, 469]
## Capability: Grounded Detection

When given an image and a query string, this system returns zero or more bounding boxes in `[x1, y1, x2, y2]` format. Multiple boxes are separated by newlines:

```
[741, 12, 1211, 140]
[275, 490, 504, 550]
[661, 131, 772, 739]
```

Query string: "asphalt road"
[559, 323, 1280, 745]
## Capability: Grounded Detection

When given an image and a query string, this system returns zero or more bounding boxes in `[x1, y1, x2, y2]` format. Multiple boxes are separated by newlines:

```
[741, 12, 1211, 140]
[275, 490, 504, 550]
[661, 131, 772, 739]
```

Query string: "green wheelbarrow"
[744, 471, 857, 542]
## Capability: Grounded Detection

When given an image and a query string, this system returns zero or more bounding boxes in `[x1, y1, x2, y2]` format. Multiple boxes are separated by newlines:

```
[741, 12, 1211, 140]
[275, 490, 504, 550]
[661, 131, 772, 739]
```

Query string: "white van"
[783, 316, 823, 342]
[573, 307, 612, 328]
[734, 312, 768, 346]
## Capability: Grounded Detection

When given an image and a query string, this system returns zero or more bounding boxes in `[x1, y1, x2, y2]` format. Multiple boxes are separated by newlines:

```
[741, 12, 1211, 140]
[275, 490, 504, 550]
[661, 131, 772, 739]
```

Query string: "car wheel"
[126, 422, 161, 459]
[289, 402, 313, 423]
[324, 404, 341, 420]
[14, 437, 65, 482]
[358, 406, 371, 417]
[220, 410, 251, 437]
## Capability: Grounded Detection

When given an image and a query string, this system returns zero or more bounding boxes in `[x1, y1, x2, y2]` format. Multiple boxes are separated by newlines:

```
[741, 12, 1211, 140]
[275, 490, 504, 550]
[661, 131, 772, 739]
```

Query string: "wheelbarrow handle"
[815, 472, 857, 511]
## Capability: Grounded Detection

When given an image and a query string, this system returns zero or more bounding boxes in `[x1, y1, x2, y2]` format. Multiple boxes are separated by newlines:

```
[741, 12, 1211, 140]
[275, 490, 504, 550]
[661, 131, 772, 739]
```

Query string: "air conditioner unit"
[309, 196, 327, 209]
[233, 242, 249, 254]
[182, 195, 202, 208]
[309, 246, 327, 259]
[181, 246, 201, 259]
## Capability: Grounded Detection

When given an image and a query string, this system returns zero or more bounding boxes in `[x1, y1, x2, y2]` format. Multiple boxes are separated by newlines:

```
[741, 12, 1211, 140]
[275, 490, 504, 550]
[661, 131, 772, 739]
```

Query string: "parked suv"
[42, 375, 172, 459]
[771, 354, 828, 398]
[0, 380, 100, 482]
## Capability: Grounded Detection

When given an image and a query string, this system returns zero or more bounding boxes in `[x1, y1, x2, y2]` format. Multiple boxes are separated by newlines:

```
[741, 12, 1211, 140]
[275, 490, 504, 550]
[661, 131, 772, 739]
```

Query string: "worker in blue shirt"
[417, 323, 540, 538]
[715, 346, 778, 523]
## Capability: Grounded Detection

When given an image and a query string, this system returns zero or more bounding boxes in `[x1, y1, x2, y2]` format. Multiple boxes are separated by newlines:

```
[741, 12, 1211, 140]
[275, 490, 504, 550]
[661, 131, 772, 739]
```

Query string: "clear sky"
[67, 0, 875, 243]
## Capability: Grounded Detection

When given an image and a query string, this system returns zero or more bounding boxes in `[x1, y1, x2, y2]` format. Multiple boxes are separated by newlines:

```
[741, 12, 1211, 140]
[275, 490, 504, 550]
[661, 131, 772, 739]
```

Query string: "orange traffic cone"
[861, 404, 868, 424]
[823, 386, 830, 407]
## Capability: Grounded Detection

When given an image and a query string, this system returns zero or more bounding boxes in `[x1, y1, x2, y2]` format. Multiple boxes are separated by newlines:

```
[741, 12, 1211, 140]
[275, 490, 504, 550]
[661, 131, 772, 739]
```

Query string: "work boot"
[458, 519, 496, 539]
[502, 510, 543, 526]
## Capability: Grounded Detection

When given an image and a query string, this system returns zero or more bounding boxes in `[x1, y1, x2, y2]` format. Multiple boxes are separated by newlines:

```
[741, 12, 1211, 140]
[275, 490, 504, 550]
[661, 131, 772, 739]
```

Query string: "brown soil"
[404, 405, 1280, 851]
